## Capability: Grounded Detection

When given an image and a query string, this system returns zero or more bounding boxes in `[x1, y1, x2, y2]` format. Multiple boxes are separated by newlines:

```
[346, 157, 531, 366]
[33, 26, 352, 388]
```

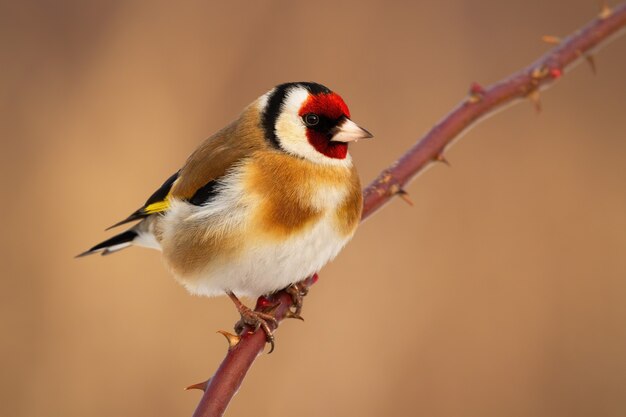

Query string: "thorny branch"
[190, 4, 626, 417]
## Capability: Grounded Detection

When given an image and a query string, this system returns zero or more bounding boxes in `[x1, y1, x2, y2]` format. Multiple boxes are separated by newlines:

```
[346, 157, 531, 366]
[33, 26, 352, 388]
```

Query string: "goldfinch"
[79, 82, 372, 348]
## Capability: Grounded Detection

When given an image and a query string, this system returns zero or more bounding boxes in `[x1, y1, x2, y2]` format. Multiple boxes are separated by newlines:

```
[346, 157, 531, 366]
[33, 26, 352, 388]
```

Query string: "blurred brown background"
[2, 1, 625, 416]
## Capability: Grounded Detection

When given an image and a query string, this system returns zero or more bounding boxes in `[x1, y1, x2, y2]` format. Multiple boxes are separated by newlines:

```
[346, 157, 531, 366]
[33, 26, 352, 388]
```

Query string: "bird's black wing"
[106, 170, 180, 230]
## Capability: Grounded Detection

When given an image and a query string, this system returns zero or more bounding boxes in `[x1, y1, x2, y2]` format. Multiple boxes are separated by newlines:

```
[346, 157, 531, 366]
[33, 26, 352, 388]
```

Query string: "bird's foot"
[233, 302, 279, 353]
[285, 282, 308, 320]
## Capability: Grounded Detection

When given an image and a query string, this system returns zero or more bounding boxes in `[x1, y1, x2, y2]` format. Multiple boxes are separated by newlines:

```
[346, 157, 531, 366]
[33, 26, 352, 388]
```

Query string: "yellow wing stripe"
[143, 199, 170, 214]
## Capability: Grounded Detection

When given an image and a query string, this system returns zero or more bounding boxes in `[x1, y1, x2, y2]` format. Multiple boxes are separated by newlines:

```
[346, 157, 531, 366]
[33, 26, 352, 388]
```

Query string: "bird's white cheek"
[275, 114, 309, 152]
[273, 86, 319, 160]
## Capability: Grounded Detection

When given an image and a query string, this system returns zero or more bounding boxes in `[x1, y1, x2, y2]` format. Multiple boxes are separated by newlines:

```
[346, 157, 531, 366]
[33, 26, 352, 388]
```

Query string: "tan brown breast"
[245, 151, 362, 240]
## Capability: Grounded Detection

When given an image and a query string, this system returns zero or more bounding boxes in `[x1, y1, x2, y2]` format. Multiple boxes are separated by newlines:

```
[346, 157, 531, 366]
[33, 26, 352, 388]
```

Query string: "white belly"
[178, 212, 351, 298]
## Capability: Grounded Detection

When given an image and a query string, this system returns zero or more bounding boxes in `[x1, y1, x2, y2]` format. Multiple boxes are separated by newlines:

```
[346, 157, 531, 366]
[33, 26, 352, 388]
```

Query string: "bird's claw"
[284, 310, 304, 321]
[234, 304, 279, 353]
[285, 282, 308, 318]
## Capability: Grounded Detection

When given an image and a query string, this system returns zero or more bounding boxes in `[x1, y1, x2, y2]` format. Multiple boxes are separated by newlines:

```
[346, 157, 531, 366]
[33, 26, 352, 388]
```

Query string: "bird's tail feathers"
[76, 229, 138, 258]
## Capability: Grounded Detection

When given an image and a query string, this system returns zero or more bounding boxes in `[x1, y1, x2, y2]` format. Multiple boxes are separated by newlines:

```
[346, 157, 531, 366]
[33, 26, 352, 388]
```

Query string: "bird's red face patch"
[299, 93, 351, 159]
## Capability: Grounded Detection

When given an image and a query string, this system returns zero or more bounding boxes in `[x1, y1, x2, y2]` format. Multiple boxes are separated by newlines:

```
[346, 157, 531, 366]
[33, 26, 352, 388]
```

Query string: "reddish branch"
[191, 4, 626, 417]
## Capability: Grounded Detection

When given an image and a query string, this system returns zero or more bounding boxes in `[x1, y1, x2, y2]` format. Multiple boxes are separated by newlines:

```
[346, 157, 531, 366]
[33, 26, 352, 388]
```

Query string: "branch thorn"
[585, 54, 597, 74]
[468, 82, 485, 103]
[541, 35, 561, 44]
[600, 1, 612, 19]
[285, 310, 305, 321]
[436, 153, 450, 166]
[185, 378, 211, 392]
[396, 189, 414, 206]
[528, 90, 542, 113]
[531, 66, 549, 80]
[217, 330, 241, 349]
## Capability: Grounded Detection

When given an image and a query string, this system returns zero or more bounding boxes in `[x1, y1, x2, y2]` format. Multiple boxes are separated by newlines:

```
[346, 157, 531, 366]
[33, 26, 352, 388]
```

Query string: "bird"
[78, 82, 372, 351]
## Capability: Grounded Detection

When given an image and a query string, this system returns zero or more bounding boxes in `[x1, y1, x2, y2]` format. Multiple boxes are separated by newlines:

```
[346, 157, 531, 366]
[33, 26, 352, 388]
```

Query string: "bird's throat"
[306, 131, 348, 159]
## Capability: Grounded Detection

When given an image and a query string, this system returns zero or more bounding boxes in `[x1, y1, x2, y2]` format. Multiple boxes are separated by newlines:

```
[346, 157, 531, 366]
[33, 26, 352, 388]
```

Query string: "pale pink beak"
[330, 118, 373, 143]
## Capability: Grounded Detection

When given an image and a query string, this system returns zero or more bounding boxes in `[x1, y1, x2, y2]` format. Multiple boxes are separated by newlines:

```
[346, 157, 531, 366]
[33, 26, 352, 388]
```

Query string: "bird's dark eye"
[303, 113, 319, 126]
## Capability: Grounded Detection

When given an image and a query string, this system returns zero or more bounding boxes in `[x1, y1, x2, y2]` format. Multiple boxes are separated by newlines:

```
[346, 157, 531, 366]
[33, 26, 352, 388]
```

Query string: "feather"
[106, 171, 179, 230]
[76, 230, 138, 257]
[170, 105, 266, 200]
